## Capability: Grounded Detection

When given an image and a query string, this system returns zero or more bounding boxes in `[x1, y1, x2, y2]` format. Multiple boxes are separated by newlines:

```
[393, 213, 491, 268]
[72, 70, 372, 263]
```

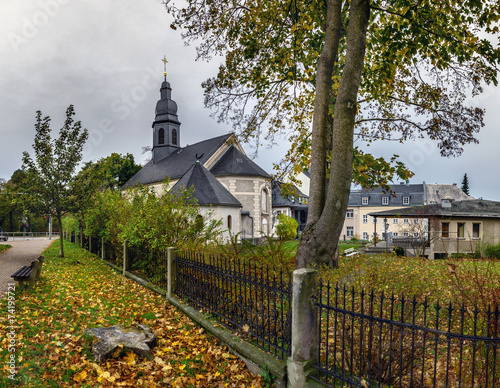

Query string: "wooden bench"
[344, 248, 359, 258]
[11, 256, 44, 290]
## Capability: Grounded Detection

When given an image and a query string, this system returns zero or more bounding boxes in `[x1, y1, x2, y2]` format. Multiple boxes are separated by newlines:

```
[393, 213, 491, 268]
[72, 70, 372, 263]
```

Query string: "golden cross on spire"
[162, 55, 168, 80]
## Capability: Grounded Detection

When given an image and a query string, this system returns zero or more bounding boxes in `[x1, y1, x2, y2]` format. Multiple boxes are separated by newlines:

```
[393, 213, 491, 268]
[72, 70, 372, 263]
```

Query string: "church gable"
[171, 161, 241, 207]
[210, 145, 270, 179]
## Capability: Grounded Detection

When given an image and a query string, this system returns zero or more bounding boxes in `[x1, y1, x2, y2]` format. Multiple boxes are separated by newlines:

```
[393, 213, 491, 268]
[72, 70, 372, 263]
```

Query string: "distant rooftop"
[369, 199, 500, 219]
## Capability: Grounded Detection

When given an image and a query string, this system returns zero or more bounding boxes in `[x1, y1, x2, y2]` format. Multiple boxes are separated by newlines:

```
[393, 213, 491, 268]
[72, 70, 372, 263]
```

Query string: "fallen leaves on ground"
[0, 241, 264, 387]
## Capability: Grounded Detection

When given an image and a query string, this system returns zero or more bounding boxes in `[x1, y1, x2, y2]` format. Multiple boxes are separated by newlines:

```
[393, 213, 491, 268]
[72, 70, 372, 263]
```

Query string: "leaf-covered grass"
[319, 253, 500, 308]
[0, 241, 264, 387]
[0, 244, 12, 253]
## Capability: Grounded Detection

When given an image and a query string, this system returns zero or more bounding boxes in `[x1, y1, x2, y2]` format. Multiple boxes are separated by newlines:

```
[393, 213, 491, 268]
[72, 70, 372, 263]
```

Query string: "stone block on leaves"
[83, 324, 157, 363]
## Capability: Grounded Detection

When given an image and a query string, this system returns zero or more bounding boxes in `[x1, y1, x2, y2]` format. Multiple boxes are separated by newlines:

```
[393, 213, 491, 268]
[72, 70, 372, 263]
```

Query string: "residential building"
[271, 181, 308, 235]
[340, 182, 472, 242]
[370, 199, 500, 259]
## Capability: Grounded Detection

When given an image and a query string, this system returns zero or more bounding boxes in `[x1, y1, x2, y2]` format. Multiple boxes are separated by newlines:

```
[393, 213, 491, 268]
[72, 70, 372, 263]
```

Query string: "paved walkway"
[0, 238, 57, 296]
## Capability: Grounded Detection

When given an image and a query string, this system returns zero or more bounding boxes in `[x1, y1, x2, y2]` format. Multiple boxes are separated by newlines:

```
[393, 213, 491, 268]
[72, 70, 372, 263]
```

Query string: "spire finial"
[161, 55, 168, 81]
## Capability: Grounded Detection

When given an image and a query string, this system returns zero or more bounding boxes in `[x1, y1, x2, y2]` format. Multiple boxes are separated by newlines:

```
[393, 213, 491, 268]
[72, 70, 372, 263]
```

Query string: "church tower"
[152, 73, 181, 163]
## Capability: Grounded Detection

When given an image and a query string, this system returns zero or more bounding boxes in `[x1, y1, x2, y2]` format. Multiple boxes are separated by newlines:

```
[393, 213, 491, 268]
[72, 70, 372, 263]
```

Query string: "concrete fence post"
[167, 247, 177, 299]
[287, 268, 318, 388]
[123, 240, 128, 276]
[101, 237, 105, 260]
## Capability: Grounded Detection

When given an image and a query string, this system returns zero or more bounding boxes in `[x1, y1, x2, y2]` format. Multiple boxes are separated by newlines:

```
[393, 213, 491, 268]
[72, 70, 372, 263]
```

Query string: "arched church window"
[158, 128, 165, 145]
[262, 218, 268, 235]
[227, 215, 232, 230]
[172, 128, 178, 145]
[261, 189, 268, 213]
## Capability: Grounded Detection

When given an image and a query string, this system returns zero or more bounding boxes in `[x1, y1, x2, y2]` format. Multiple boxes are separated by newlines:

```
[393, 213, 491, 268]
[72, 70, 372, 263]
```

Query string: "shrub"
[393, 246, 405, 256]
[275, 214, 298, 240]
[483, 242, 500, 259]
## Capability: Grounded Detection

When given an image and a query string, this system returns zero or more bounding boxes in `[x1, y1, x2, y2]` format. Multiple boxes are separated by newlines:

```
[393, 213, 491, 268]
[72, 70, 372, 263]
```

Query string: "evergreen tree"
[461, 173, 470, 196]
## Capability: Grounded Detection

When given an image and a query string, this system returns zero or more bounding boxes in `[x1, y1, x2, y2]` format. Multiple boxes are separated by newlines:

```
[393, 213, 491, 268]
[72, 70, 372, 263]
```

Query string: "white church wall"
[199, 206, 241, 242]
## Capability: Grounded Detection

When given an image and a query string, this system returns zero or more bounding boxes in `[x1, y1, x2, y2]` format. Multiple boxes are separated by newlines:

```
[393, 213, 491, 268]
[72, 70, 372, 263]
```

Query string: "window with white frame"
[362, 214, 368, 224]
[458, 222, 465, 239]
[403, 232, 409, 237]
[393, 232, 399, 237]
[362, 232, 369, 240]
[413, 232, 419, 237]
[346, 226, 354, 238]
[442, 222, 450, 238]
[362, 197, 368, 205]
[393, 218, 399, 224]
[261, 189, 268, 213]
[372, 217, 377, 224]
[473, 223, 480, 239]
[382, 197, 389, 205]
[403, 218, 409, 224]
[413, 218, 419, 224]
[346, 209, 353, 218]
[403, 196, 410, 205]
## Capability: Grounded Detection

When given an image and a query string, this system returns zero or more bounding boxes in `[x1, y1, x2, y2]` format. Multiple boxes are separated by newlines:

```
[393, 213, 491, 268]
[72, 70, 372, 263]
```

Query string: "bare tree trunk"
[297, 0, 370, 268]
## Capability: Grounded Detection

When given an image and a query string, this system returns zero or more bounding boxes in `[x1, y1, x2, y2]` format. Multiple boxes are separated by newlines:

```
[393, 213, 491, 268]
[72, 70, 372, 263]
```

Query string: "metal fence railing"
[4, 232, 60, 241]
[127, 247, 168, 290]
[70, 233, 499, 386]
[314, 281, 500, 387]
[102, 240, 119, 267]
[174, 250, 293, 360]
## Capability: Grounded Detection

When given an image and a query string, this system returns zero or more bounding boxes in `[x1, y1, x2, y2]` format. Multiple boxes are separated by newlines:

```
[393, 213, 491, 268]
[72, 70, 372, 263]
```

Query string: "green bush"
[393, 246, 405, 256]
[275, 214, 298, 240]
[449, 252, 475, 259]
[483, 242, 500, 259]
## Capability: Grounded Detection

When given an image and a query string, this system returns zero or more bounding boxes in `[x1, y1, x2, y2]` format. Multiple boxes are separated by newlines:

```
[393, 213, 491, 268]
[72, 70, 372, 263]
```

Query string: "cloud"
[0, 0, 498, 201]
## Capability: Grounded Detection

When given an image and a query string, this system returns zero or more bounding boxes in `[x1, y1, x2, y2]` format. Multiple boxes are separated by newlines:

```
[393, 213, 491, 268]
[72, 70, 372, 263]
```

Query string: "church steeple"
[152, 58, 181, 163]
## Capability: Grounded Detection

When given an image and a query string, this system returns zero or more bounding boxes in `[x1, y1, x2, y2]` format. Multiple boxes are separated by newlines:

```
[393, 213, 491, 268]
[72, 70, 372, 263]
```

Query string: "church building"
[123, 78, 272, 240]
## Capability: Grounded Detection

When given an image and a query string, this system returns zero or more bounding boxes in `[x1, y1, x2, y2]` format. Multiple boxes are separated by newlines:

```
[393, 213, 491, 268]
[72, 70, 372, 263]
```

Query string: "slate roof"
[123, 134, 232, 188]
[272, 181, 308, 210]
[369, 199, 500, 219]
[171, 161, 242, 207]
[424, 183, 473, 204]
[210, 145, 271, 179]
[348, 183, 425, 207]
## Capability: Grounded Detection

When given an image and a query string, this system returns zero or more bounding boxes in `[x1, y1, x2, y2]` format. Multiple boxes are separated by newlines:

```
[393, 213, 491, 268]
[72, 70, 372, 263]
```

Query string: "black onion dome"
[154, 81, 180, 123]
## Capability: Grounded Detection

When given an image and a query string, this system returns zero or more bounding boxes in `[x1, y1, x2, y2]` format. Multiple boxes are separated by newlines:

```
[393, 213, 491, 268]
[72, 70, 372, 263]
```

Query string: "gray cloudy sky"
[1, 0, 499, 200]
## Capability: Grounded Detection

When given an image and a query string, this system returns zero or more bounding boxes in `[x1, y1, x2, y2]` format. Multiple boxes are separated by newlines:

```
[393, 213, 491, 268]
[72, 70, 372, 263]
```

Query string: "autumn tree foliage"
[22, 106, 88, 257]
[166, 0, 500, 267]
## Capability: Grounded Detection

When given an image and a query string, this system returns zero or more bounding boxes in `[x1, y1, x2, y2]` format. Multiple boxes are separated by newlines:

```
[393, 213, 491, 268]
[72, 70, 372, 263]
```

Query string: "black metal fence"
[89, 236, 101, 257]
[102, 239, 120, 266]
[314, 281, 500, 387]
[68, 233, 499, 386]
[174, 250, 293, 360]
[127, 247, 168, 290]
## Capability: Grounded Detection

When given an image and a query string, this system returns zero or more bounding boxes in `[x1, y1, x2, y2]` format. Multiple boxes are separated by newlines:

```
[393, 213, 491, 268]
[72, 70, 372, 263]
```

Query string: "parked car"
[0, 227, 8, 241]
